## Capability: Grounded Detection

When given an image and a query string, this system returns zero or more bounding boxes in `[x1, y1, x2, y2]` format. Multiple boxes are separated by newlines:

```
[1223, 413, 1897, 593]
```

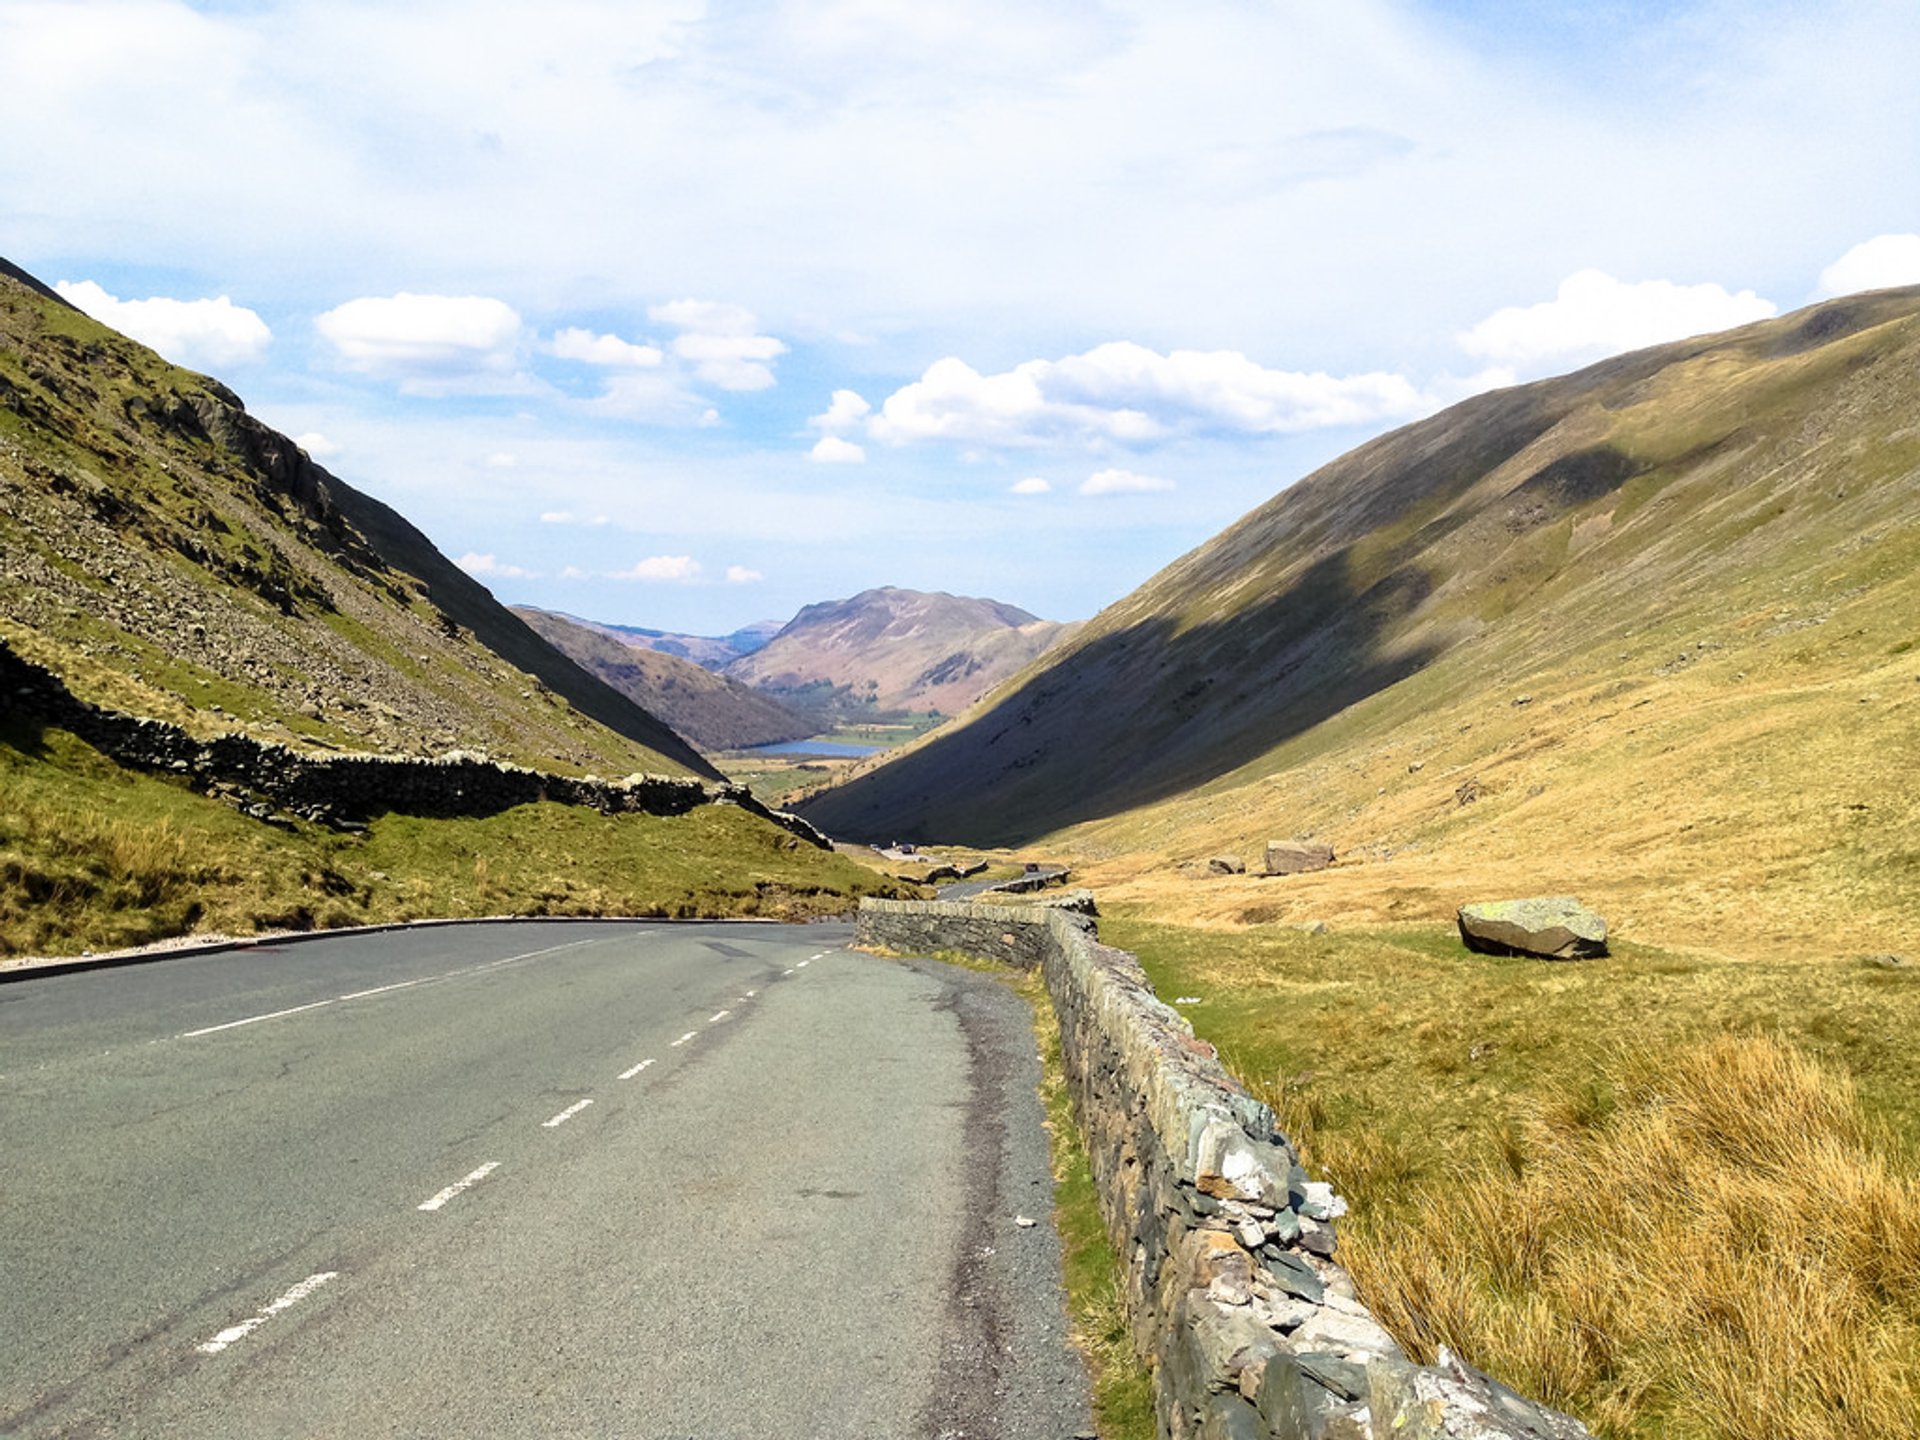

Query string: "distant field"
[1106, 912, 1920, 1440]
[713, 711, 951, 806]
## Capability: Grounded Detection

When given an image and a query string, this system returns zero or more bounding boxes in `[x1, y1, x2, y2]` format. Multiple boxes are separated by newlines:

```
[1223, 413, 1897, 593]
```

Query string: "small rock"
[1299, 1181, 1348, 1220]
[1013, 1214, 1037, 1228]
[1866, 954, 1909, 970]
[1209, 854, 1247, 875]
[1512, 693, 1533, 706]
[1407, 760, 1424, 772]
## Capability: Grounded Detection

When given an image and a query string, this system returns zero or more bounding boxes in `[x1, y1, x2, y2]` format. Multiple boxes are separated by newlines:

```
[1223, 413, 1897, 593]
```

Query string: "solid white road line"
[541, 1098, 594, 1129]
[417, 1161, 501, 1212]
[179, 999, 336, 1038]
[177, 936, 610, 1039]
[197, 1271, 339, 1355]
[617, 1058, 655, 1080]
[670, 1031, 697, 1047]
[337, 978, 430, 1002]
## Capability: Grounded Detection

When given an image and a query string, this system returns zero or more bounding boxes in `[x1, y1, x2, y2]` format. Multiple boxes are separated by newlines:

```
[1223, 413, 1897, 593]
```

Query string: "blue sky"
[5, 0, 1918, 633]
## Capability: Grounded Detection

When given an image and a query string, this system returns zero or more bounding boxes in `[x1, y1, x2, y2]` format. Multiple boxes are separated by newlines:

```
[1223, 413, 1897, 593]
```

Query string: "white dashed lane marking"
[670, 1032, 697, 1047]
[197, 1271, 339, 1355]
[618, 1058, 655, 1080]
[541, 1098, 594, 1129]
[417, 1161, 501, 1212]
[708, 1009, 731, 1023]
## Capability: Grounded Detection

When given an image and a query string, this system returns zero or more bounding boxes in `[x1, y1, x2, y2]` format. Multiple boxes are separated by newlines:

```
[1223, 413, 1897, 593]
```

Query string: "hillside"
[724, 586, 1079, 718]
[800, 288, 1920, 958]
[0, 256, 920, 957]
[0, 259, 711, 779]
[512, 607, 815, 751]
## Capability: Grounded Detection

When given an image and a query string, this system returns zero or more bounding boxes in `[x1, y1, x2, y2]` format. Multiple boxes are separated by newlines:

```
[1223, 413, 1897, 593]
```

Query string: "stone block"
[1457, 897, 1609, 960]
[1265, 840, 1335, 875]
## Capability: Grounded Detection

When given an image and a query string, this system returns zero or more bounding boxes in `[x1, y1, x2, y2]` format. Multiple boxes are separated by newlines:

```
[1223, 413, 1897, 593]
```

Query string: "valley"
[4, 253, 1916, 1440]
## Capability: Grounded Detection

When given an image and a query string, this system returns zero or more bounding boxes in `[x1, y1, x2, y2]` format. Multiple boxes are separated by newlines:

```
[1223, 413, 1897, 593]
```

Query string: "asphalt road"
[0, 920, 1093, 1438]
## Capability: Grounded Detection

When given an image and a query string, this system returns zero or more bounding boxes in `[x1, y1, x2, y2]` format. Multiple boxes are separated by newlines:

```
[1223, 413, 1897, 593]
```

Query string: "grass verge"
[879, 947, 1155, 1438]
[1105, 913, 1920, 1440]
[0, 717, 904, 958]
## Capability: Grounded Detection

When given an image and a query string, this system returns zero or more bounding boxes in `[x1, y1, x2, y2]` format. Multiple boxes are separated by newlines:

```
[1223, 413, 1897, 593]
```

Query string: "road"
[0, 921, 1093, 1438]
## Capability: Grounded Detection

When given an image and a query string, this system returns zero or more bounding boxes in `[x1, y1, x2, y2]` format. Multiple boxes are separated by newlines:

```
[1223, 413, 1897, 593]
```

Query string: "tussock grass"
[1334, 1037, 1920, 1440]
[1107, 915, 1920, 1440]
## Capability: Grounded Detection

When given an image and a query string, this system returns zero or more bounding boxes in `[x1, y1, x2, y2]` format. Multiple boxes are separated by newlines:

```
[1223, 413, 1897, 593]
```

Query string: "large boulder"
[1265, 840, 1334, 876]
[1457, 897, 1609, 960]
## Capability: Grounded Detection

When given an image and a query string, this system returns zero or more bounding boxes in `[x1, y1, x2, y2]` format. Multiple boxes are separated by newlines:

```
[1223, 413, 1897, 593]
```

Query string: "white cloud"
[809, 388, 872, 432]
[559, 564, 592, 580]
[485, 452, 517, 468]
[1816, 234, 1920, 299]
[548, 326, 664, 367]
[315, 293, 523, 388]
[1458, 270, 1779, 371]
[726, 564, 764, 584]
[54, 280, 271, 369]
[1010, 476, 1052, 494]
[809, 435, 866, 463]
[294, 431, 339, 458]
[456, 551, 538, 579]
[868, 342, 1429, 450]
[613, 554, 703, 582]
[1080, 468, 1173, 496]
[649, 298, 787, 390]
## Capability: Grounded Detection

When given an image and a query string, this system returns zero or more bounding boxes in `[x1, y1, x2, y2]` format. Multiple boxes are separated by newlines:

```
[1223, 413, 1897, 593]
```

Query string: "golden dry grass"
[1105, 916, 1920, 1440]
[1328, 1036, 1920, 1440]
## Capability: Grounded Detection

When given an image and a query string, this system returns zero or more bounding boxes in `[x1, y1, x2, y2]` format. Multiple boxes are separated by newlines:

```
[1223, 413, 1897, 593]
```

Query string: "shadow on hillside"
[800, 543, 1450, 847]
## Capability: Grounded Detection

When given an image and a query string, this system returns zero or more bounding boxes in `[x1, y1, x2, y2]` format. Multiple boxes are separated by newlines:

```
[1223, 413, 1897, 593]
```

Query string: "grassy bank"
[0, 718, 906, 958]
[1105, 914, 1920, 1440]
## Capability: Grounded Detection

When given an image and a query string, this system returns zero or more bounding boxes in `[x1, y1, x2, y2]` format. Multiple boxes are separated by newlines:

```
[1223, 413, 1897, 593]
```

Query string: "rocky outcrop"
[1457, 897, 1609, 960]
[1264, 842, 1334, 876]
[0, 637, 827, 846]
[855, 898, 1594, 1440]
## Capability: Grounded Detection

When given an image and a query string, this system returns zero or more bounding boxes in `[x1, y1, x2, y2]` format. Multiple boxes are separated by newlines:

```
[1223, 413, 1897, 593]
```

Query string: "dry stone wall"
[0, 637, 828, 846]
[856, 898, 1593, 1440]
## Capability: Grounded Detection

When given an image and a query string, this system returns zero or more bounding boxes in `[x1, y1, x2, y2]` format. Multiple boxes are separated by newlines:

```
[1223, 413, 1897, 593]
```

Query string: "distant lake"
[742, 737, 888, 759]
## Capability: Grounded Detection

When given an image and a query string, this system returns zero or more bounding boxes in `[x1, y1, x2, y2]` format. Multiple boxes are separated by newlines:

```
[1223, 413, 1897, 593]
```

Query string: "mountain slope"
[799, 290, 1920, 954]
[512, 607, 814, 751]
[724, 586, 1079, 717]
[0, 259, 713, 779]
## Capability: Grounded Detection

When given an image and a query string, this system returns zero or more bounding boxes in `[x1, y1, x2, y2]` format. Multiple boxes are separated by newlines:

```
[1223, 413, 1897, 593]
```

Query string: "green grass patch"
[0, 717, 902, 958]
